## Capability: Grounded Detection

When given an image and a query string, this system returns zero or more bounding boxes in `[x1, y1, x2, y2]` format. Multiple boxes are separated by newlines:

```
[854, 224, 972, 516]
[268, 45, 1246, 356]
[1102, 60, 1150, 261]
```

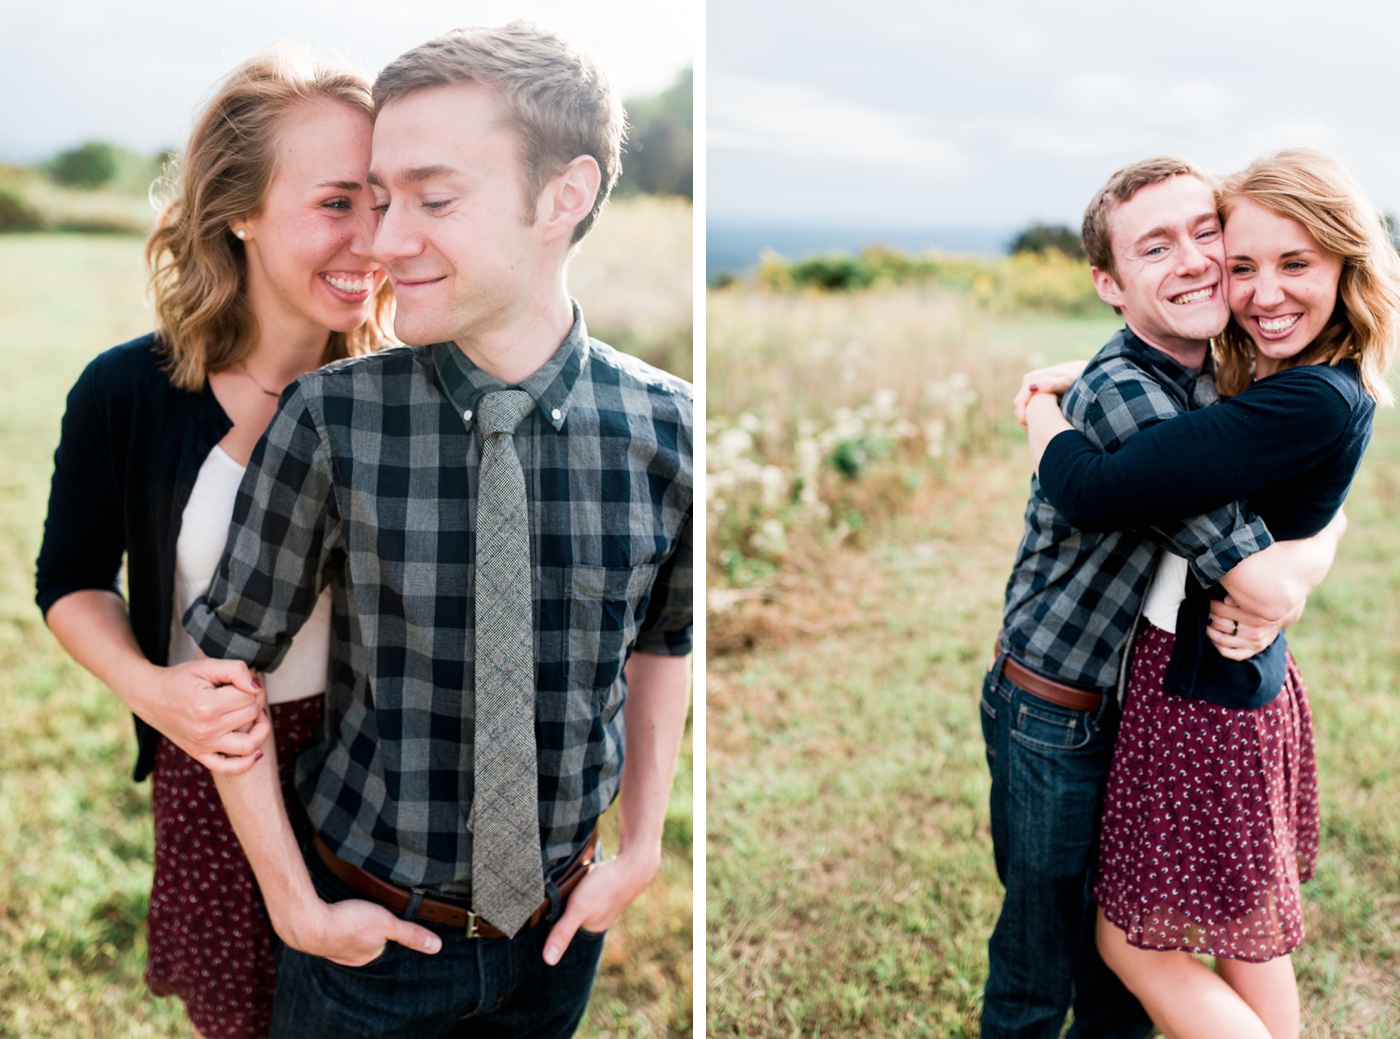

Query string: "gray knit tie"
[471, 389, 544, 936]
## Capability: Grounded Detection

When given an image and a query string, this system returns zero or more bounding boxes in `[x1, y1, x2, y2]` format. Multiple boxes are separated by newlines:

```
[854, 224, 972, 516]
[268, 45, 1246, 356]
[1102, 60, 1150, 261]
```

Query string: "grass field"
[0, 195, 693, 1039]
[706, 292, 1400, 1037]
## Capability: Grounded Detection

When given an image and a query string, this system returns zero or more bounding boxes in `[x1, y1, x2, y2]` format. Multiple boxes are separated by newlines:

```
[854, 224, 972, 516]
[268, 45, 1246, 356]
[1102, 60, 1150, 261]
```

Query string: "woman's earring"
[235, 229, 247, 240]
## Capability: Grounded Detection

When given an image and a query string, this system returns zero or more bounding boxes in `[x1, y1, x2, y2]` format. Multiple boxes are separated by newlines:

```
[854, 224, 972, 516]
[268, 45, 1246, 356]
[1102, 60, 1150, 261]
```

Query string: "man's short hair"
[1081, 156, 1209, 279]
[374, 21, 623, 244]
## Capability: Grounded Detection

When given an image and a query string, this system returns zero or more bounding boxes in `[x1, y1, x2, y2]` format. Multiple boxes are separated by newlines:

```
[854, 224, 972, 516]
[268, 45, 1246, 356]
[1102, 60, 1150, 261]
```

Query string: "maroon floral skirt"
[1093, 624, 1319, 962]
[146, 695, 322, 1039]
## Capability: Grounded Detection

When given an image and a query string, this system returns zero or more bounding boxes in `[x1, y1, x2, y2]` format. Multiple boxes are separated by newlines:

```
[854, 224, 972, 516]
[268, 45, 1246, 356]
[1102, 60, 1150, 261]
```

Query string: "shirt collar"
[1112, 325, 1220, 409]
[431, 300, 589, 432]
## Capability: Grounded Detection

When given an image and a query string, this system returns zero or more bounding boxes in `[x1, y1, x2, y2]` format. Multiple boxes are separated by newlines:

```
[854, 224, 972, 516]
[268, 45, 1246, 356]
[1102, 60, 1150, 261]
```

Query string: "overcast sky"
[710, 0, 1400, 231]
[1, 0, 694, 161]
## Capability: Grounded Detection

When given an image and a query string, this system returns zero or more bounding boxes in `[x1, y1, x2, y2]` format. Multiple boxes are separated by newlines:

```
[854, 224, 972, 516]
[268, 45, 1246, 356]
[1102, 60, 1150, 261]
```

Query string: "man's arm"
[210, 724, 442, 966]
[543, 651, 691, 966]
[186, 386, 340, 671]
[187, 385, 440, 962]
[1209, 509, 1347, 659]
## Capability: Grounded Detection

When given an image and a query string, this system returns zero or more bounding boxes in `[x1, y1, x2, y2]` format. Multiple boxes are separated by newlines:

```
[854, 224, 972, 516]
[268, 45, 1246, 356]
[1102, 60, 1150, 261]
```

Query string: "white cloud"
[710, 73, 970, 176]
[1242, 119, 1338, 151]
[1052, 73, 1229, 128]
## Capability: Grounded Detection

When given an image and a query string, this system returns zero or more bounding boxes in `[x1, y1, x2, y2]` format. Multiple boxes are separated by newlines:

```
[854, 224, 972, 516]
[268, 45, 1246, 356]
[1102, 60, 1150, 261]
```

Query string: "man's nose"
[1176, 237, 1210, 275]
[372, 203, 416, 264]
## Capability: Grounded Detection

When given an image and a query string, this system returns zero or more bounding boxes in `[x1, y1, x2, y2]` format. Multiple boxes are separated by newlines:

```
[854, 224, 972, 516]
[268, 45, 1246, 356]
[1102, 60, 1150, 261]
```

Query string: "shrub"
[615, 68, 693, 198]
[747, 243, 1108, 315]
[46, 141, 121, 189]
[1009, 222, 1086, 259]
[0, 185, 42, 232]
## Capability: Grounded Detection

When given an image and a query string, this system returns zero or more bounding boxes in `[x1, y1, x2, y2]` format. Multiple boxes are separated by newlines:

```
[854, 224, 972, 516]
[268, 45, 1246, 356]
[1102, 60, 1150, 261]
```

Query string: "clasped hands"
[140, 656, 269, 774]
[1012, 359, 1086, 429]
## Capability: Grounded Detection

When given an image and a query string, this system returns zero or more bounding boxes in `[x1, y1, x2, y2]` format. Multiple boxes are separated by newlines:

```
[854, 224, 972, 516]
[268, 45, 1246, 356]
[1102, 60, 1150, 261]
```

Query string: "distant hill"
[707, 219, 1018, 284]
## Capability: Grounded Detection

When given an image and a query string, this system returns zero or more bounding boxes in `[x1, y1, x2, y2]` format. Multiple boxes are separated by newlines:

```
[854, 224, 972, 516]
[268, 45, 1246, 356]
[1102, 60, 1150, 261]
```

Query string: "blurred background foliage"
[616, 67, 692, 199]
[0, 67, 693, 235]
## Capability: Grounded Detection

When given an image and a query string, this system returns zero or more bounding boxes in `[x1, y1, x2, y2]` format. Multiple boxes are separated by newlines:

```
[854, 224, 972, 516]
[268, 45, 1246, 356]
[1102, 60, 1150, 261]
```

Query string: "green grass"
[707, 307, 1400, 1037]
[0, 203, 692, 1038]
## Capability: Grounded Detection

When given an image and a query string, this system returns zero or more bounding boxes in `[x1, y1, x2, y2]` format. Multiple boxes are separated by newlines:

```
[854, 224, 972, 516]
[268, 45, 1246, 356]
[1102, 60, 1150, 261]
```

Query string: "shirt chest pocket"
[560, 563, 658, 692]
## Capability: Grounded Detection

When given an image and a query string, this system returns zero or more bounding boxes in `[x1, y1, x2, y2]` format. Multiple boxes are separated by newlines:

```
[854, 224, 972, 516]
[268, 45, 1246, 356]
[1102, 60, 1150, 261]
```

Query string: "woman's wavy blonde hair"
[146, 48, 392, 391]
[1215, 148, 1400, 405]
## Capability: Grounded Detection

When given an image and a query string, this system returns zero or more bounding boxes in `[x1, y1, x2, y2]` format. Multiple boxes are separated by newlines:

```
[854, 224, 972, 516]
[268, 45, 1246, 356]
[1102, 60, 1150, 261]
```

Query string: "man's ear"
[538, 155, 601, 242]
[1091, 266, 1124, 309]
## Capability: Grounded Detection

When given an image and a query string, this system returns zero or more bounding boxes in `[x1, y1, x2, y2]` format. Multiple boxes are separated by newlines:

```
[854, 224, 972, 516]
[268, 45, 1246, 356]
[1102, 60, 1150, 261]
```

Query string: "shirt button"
[551, 408, 562, 421]
[463, 409, 473, 421]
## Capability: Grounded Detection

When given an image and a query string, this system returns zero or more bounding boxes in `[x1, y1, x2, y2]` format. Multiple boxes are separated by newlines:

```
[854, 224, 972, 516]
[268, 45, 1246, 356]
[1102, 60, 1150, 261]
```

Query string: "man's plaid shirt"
[1000, 326, 1273, 692]
[187, 305, 693, 891]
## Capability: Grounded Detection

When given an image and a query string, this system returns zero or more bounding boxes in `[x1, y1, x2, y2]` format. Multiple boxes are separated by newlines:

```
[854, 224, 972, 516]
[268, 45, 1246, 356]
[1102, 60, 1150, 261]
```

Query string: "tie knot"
[477, 390, 535, 437]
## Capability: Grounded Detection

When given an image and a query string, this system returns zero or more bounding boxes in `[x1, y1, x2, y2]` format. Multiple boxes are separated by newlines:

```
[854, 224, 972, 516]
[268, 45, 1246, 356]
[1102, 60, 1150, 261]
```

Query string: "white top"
[168, 445, 330, 704]
[1142, 551, 1188, 634]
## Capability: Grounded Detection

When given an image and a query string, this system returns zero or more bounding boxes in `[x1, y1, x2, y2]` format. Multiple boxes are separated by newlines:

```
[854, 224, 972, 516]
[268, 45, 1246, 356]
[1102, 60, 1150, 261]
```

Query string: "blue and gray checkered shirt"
[186, 304, 693, 891]
[1000, 326, 1273, 693]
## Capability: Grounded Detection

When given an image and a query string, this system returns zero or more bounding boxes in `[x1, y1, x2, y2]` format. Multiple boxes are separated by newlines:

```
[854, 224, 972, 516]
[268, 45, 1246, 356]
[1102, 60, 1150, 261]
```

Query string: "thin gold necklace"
[238, 367, 285, 398]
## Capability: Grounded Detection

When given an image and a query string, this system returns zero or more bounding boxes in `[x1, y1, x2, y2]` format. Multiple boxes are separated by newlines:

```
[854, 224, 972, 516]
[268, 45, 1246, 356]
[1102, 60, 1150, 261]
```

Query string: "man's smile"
[1169, 284, 1216, 305]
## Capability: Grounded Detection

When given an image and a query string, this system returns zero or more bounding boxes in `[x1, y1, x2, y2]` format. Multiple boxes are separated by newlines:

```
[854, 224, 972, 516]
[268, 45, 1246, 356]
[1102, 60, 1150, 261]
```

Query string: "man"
[981, 156, 1341, 1038]
[186, 22, 692, 1038]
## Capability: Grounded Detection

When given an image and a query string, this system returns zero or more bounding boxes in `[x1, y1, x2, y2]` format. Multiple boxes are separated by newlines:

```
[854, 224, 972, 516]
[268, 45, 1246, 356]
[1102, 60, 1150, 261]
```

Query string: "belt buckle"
[464, 911, 481, 939]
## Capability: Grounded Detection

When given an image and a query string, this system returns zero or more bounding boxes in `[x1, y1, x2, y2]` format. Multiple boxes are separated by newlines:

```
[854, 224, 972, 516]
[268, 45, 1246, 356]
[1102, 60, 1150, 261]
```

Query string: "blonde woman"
[1022, 149, 1400, 1039]
[35, 50, 390, 1038]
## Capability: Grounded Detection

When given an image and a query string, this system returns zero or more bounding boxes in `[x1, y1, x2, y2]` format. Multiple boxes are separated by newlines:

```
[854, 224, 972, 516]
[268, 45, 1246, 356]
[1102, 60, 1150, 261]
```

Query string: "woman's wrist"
[104, 651, 162, 717]
[1025, 392, 1072, 471]
[1026, 390, 1067, 425]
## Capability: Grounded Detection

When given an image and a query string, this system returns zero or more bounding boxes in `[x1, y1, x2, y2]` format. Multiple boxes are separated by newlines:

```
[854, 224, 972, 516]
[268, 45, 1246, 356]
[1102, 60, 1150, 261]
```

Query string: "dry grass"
[572, 194, 694, 381]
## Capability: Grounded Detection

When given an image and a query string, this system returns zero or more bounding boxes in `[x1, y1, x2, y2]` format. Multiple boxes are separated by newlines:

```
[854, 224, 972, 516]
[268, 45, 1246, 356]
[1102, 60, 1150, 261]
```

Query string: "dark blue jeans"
[269, 841, 605, 1039]
[979, 654, 1154, 1039]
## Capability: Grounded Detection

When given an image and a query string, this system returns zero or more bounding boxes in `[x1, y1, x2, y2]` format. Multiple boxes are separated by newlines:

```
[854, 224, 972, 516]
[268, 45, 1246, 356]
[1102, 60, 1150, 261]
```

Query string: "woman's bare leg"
[1096, 910, 1273, 1039]
[1216, 954, 1299, 1039]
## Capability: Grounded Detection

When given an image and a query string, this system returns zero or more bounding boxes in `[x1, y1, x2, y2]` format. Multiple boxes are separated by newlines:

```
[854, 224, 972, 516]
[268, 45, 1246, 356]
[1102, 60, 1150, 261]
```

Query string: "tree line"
[0, 67, 693, 233]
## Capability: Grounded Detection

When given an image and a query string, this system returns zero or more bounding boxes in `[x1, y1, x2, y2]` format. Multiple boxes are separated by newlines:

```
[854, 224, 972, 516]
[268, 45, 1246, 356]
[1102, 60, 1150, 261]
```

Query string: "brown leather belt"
[995, 638, 1105, 713]
[313, 829, 596, 938]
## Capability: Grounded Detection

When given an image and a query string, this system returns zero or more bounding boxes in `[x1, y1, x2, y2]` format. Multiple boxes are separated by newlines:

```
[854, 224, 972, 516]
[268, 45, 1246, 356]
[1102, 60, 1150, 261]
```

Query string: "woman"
[1019, 149, 1399, 1039]
[34, 51, 389, 1039]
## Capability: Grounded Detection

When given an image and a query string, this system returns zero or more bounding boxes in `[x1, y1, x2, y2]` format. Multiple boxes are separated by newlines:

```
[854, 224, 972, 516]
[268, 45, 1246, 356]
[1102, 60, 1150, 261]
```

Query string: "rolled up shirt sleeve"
[184, 384, 342, 669]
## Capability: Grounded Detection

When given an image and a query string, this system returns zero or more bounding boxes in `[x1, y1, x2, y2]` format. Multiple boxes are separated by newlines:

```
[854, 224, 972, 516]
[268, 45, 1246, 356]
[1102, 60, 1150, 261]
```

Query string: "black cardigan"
[35, 334, 232, 780]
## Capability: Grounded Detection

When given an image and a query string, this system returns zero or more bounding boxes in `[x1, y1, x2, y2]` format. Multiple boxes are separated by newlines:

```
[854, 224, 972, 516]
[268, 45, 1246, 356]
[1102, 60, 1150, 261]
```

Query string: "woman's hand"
[44, 589, 268, 774]
[1013, 360, 1088, 429]
[1205, 595, 1294, 661]
[137, 658, 270, 773]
